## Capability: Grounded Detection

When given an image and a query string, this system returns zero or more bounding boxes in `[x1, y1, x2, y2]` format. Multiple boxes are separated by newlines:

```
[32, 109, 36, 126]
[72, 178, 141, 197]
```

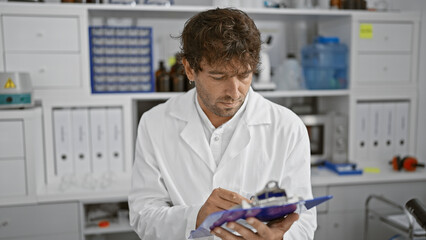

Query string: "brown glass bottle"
[170, 57, 186, 92]
[155, 61, 170, 92]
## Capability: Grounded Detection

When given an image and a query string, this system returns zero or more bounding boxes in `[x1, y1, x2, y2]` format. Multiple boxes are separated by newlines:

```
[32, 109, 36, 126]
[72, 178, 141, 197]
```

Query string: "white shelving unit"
[80, 198, 137, 240]
[0, 3, 423, 240]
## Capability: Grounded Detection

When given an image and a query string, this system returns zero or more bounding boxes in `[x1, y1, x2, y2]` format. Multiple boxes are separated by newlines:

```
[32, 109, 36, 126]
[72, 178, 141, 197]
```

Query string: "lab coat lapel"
[180, 116, 217, 172]
[218, 88, 271, 170]
[219, 121, 251, 169]
[170, 89, 216, 173]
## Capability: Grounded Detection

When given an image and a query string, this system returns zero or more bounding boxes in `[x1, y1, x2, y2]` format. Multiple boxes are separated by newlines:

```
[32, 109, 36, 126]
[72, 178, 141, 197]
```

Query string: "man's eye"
[238, 74, 250, 80]
[212, 76, 225, 80]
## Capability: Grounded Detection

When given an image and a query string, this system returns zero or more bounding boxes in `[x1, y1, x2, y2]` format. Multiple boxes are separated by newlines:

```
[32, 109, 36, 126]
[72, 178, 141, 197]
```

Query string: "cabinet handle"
[1, 220, 9, 227]
[39, 67, 46, 73]
[36, 32, 44, 38]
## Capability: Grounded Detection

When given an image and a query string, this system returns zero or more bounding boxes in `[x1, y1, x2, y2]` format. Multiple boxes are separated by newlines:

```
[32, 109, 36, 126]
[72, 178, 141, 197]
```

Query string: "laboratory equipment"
[364, 195, 426, 240]
[0, 72, 33, 109]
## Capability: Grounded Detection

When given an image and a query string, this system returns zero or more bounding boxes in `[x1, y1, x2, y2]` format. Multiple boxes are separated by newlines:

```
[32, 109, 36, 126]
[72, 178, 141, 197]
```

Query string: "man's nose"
[225, 76, 240, 99]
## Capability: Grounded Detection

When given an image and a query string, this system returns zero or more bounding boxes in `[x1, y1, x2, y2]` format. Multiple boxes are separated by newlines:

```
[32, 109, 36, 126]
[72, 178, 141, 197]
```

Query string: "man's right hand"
[196, 188, 250, 228]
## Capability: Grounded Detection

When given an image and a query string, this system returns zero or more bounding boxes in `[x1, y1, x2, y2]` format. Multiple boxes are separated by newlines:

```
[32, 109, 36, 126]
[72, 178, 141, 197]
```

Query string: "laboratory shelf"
[84, 222, 133, 235]
[89, 89, 350, 101]
[259, 89, 350, 98]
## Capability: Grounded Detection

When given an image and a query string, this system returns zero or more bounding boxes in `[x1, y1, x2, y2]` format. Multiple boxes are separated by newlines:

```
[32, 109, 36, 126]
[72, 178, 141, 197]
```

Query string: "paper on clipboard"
[188, 195, 333, 239]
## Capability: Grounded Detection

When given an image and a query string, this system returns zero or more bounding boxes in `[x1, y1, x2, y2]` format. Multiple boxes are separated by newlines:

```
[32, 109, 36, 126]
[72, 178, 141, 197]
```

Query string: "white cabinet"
[357, 22, 413, 52]
[0, 108, 43, 203]
[5, 53, 81, 88]
[1, 14, 83, 89]
[353, 19, 419, 87]
[0, 119, 27, 198]
[3, 16, 79, 52]
[312, 180, 426, 240]
[357, 54, 411, 84]
[0, 202, 80, 240]
[80, 198, 138, 240]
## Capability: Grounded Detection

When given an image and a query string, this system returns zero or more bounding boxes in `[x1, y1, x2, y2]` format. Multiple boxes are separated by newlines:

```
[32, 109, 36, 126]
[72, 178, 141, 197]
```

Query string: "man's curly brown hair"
[179, 8, 261, 74]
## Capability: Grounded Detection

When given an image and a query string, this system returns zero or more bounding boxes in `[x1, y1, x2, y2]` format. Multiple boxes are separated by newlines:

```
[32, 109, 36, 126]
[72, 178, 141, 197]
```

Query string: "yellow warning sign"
[359, 24, 373, 39]
[4, 78, 16, 89]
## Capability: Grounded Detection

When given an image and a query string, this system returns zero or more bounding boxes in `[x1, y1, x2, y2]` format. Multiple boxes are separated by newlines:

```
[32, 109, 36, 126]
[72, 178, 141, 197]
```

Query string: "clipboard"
[189, 195, 333, 239]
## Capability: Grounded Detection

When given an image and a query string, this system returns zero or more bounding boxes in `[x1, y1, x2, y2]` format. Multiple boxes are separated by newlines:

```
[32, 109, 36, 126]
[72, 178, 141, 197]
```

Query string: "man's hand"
[196, 188, 249, 228]
[211, 213, 299, 240]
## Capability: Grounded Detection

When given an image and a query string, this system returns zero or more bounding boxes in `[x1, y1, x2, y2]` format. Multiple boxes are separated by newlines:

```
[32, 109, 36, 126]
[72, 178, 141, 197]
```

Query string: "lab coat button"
[214, 136, 219, 141]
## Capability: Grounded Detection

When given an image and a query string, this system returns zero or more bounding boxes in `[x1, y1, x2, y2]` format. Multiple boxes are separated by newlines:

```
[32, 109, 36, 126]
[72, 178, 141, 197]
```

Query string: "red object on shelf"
[98, 220, 110, 228]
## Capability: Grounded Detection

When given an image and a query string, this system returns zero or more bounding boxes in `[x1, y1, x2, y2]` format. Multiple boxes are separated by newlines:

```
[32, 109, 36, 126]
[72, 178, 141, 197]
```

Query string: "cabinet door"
[357, 22, 413, 52]
[328, 182, 426, 212]
[314, 213, 328, 240]
[0, 120, 26, 197]
[5, 53, 81, 88]
[357, 54, 411, 84]
[2, 16, 79, 52]
[0, 202, 80, 239]
[1, 233, 80, 240]
[0, 120, 24, 159]
[0, 160, 26, 197]
[324, 211, 364, 240]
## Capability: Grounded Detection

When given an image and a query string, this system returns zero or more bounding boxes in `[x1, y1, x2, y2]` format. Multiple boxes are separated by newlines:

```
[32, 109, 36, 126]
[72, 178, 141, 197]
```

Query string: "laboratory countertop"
[311, 166, 426, 187]
[0, 167, 425, 207]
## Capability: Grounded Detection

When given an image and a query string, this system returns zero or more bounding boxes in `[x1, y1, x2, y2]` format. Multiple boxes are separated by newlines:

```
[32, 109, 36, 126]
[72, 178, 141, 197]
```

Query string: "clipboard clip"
[238, 181, 303, 209]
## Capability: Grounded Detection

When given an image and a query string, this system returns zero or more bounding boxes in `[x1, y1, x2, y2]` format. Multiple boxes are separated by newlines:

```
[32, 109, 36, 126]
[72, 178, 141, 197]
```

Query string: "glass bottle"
[155, 61, 170, 92]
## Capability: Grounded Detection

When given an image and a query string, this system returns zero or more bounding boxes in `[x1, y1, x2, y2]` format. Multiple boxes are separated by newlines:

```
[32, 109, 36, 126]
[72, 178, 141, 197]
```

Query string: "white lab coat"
[129, 88, 316, 240]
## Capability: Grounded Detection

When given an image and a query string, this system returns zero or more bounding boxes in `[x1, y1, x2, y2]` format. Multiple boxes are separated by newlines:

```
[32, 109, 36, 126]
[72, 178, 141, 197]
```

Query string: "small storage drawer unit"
[357, 54, 411, 83]
[89, 26, 154, 93]
[5, 53, 81, 88]
[2, 16, 79, 52]
[2, 15, 82, 89]
[0, 202, 80, 239]
[0, 120, 26, 197]
[355, 21, 415, 86]
[357, 22, 413, 52]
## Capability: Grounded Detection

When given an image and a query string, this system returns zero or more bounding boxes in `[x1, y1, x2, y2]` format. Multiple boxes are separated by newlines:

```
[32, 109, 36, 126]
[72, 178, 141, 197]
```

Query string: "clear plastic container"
[301, 36, 348, 89]
[274, 53, 305, 90]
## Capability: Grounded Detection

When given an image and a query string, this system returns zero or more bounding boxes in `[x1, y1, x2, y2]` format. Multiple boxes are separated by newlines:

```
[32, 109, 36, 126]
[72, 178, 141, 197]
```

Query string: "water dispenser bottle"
[301, 36, 348, 90]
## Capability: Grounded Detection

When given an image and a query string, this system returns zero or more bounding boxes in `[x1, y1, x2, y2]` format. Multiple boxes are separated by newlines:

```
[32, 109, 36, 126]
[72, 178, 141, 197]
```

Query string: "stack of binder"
[52, 107, 124, 178]
[355, 101, 409, 165]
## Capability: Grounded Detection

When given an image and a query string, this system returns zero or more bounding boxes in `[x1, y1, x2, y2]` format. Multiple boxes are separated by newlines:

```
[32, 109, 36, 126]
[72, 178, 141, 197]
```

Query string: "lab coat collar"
[168, 87, 271, 126]
[168, 87, 272, 173]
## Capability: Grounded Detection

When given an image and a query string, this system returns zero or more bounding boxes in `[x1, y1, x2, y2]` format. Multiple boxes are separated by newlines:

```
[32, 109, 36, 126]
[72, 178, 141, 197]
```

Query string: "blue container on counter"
[301, 36, 348, 90]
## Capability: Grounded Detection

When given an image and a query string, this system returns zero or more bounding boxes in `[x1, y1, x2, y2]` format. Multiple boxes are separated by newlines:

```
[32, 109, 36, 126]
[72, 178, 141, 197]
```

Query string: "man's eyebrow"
[208, 70, 253, 75]
[207, 70, 226, 75]
[239, 70, 254, 75]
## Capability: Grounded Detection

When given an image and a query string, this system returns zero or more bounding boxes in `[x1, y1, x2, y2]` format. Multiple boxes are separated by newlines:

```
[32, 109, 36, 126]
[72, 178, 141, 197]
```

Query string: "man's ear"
[182, 58, 195, 81]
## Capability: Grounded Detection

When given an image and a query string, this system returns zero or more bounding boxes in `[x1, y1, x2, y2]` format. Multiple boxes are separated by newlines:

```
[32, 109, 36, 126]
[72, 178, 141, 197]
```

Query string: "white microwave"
[300, 114, 348, 164]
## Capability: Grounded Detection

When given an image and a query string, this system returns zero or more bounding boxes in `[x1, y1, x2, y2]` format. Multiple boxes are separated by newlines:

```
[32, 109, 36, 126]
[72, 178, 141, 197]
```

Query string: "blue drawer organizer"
[89, 26, 154, 93]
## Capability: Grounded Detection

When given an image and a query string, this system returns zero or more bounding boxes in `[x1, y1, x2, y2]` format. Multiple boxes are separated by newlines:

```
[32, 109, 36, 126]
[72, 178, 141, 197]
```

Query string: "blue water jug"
[301, 36, 348, 89]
